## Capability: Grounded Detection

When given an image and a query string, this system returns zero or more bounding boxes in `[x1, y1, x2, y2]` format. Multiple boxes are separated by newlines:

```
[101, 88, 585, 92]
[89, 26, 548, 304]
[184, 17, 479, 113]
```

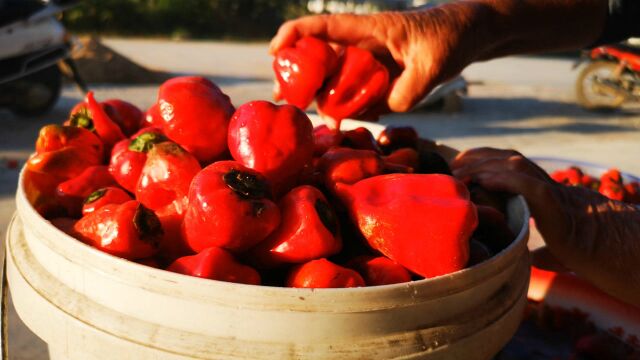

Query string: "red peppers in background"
[286, 258, 365, 288]
[312, 124, 343, 156]
[167, 247, 261, 285]
[74, 200, 161, 260]
[336, 174, 478, 278]
[317, 46, 389, 129]
[183, 161, 281, 253]
[250, 185, 341, 267]
[157, 76, 235, 164]
[228, 100, 314, 195]
[135, 141, 201, 211]
[273, 36, 338, 110]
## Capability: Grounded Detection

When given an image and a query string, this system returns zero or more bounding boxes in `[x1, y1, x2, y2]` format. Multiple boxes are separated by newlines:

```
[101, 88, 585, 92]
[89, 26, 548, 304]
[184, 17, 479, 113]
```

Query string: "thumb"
[387, 60, 437, 113]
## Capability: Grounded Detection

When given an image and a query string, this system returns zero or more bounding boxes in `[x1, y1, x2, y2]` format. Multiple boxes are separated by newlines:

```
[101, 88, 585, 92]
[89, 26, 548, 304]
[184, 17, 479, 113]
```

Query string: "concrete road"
[0, 38, 638, 359]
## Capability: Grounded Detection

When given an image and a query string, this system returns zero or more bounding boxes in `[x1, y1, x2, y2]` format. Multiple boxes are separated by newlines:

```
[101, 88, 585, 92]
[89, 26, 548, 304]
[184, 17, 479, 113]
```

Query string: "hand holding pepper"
[451, 147, 640, 306]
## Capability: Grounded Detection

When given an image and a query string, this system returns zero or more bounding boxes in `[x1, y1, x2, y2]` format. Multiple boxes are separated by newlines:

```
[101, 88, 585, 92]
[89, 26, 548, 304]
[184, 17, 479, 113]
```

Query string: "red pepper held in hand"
[286, 258, 365, 288]
[136, 141, 201, 211]
[158, 76, 235, 164]
[82, 187, 133, 216]
[317, 46, 389, 129]
[273, 36, 338, 110]
[183, 161, 281, 253]
[74, 200, 161, 260]
[250, 185, 341, 267]
[228, 100, 314, 196]
[336, 174, 478, 278]
[167, 247, 261, 285]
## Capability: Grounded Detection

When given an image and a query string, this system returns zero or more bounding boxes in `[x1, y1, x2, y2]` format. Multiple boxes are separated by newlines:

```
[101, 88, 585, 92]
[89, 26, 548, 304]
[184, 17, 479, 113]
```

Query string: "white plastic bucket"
[7, 120, 531, 360]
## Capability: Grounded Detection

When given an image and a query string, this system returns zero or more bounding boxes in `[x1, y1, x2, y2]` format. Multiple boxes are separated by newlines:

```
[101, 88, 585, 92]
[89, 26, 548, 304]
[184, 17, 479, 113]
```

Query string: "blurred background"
[0, 1, 639, 359]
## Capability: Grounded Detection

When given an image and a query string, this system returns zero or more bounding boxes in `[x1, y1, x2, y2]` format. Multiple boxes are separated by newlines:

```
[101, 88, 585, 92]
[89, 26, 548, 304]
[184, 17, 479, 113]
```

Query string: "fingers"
[386, 57, 435, 112]
[269, 14, 374, 55]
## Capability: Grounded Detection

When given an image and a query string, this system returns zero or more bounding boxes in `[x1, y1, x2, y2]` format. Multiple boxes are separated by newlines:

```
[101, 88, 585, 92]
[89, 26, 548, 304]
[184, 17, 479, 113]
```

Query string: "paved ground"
[0, 38, 638, 359]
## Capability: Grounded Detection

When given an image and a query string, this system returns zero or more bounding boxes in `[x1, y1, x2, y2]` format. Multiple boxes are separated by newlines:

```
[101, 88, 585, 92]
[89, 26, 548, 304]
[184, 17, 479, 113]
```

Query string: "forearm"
[538, 185, 640, 305]
[438, 0, 608, 61]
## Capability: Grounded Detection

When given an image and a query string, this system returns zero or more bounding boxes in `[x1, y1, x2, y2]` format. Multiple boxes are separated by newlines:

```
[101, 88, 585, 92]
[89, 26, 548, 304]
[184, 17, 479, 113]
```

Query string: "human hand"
[451, 148, 640, 306]
[269, 4, 487, 113]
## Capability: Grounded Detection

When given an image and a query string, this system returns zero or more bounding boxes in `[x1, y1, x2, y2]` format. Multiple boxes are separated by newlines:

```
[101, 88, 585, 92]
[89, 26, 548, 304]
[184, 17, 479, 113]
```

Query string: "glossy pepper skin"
[286, 258, 365, 288]
[228, 100, 314, 195]
[143, 103, 163, 129]
[135, 141, 201, 211]
[56, 165, 118, 217]
[183, 161, 281, 253]
[336, 174, 478, 278]
[83, 91, 126, 151]
[273, 36, 338, 110]
[157, 76, 235, 164]
[74, 200, 161, 260]
[317, 46, 389, 129]
[82, 187, 133, 216]
[109, 127, 167, 193]
[250, 185, 341, 267]
[346, 255, 412, 286]
[101, 99, 144, 137]
[167, 247, 261, 285]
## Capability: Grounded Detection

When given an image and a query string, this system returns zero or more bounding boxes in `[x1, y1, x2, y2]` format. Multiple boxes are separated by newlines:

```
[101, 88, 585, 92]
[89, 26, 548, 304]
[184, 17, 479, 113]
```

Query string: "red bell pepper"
[167, 247, 261, 285]
[340, 127, 382, 153]
[317, 46, 389, 129]
[27, 146, 103, 181]
[377, 126, 419, 153]
[157, 76, 235, 164]
[336, 174, 478, 278]
[56, 165, 118, 217]
[154, 200, 193, 263]
[383, 148, 420, 170]
[23, 169, 67, 218]
[273, 36, 338, 110]
[82, 187, 133, 216]
[183, 161, 281, 253]
[109, 127, 167, 193]
[312, 124, 343, 156]
[101, 99, 144, 137]
[135, 141, 201, 211]
[317, 147, 412, 193]
[346, 255, 412, 286]
[286, 258, 365, 288]
[228, 100, 314, 196]
[599, 168, 626, 201]
[249, 185, 341, 267]
[84, 91, 126, 151]
[35, 124, 103, 159]
[74, 200, 161, 260]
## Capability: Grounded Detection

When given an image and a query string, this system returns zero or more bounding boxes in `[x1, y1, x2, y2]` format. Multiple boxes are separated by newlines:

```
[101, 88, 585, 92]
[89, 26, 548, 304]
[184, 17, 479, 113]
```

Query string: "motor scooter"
[0, 0, 87, 117]
[574, 40, 640, 110]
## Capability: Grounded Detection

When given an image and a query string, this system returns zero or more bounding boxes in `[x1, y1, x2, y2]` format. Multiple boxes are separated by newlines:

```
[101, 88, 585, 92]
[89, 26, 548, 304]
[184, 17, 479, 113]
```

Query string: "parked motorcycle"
[574, 41, 640, 111]
[0, 0, 86, 117]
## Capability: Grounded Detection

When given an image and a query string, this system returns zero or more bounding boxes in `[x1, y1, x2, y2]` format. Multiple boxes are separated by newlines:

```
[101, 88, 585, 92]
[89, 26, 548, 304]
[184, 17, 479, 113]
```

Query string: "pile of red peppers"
[25, 42, 518, 288]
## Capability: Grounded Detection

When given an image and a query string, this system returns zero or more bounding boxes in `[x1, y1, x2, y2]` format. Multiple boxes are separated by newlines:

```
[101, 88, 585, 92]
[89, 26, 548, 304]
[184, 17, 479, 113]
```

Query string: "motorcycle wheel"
[9, 65, 62, 117]
[575, 61, 625, 111]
